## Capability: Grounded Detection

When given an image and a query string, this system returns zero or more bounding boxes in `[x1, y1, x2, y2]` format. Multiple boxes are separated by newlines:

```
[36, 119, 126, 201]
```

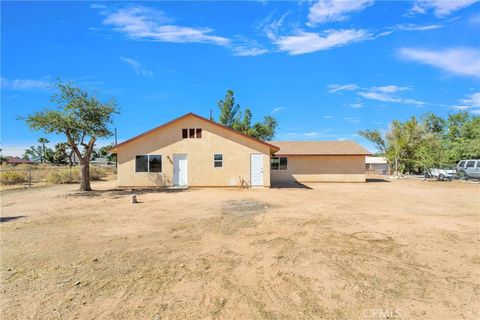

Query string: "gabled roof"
[272, 141, 371, 156]
[110, 113, 280, 153]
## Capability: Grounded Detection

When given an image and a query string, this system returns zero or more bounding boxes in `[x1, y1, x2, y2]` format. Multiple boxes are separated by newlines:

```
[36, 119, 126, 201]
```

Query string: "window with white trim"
[271, 157, 287, 170]
[214, 154, 223, 168]
[136, 155, 162, 173]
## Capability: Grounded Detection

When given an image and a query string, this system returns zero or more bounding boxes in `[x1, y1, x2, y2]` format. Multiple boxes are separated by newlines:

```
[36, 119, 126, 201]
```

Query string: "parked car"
[425, 168, 456, 181]
[456, 159, 480, 179]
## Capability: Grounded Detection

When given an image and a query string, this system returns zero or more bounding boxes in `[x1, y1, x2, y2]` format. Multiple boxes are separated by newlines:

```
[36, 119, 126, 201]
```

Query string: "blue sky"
[1, 0, 479, 156]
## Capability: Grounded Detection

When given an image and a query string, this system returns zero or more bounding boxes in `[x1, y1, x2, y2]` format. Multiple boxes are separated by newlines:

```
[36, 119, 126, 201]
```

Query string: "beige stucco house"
[111, 113, 370, 188]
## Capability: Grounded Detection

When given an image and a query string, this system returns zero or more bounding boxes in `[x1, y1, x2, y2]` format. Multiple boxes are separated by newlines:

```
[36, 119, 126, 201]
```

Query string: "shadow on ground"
[65, 188, 189, 199]
[271, 182, 313, 189]
[1, 216, 27, 223]
[366, 178, 390, 183]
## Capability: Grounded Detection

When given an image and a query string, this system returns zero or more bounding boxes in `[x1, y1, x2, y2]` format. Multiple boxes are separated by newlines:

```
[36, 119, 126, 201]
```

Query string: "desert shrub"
[90, 166, 108, 180]
[47, 168, 80, 184]
[46, 166, 107, 184]
[0, 171, 27, 185]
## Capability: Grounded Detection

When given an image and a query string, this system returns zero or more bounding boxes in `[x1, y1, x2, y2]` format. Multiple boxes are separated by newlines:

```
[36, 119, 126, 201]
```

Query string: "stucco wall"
[116, 116, 271, 187]
[271, 155, 366, 183]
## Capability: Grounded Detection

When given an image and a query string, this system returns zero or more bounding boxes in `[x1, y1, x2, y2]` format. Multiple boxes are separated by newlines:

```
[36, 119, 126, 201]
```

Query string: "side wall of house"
[271, 155, 366, 183]
[116, 116, 271, 187]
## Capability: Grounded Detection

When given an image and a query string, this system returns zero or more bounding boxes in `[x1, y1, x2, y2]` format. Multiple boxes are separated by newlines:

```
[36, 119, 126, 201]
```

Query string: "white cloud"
[231, 37, 268, 56]
[308, 0, 374, 25]
[358, 91, 401, 103]
[395, 23, 443, 31]
[271, 107, 285, 114]
[327, 83, 359, 93]
[257, 11, 290, 40]
[343, 117, 361, 123]
[349, 101, 363, 108]
[304, 132, 321, 137]
[328, 83, 427, 106]
[275, 29, 371, 55]
[452, 92, 480, 114]
[371, 85, 410, 93]
[231, 46, 268, 57]
[120, 57, 154, 77]
[323, 115, 334, 119]
[398, 47, 480, 78]
[409, 0, 478, 17]
[0, 78, 50, 90]
[98, 5, 230, 46]
[358, 87, 426, 106]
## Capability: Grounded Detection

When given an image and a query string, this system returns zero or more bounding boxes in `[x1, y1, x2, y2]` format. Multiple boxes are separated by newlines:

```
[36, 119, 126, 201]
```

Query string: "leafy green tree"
[360, 111, 479, 175]
[24, 146, 43, 162]
[217, 90, 278, 141]
[37, 137, 50, 163]
[22, 81, 118, 191]
[98, 145, 117, 163]
[218, 90, 240, 128]
[358, 129, 386, 154]
[51, 142, 69, 165]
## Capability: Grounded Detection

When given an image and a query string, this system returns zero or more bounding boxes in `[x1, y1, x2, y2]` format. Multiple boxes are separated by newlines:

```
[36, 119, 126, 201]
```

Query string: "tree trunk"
[80, 161, 92, 191]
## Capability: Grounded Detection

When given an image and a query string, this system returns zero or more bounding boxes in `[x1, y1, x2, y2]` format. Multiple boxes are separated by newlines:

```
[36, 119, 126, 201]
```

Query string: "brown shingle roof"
[272, 141, 371, 156]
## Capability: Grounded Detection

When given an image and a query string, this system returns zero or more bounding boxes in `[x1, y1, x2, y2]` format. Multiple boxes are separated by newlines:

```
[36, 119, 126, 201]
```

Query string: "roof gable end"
[111, 113, 279, 153]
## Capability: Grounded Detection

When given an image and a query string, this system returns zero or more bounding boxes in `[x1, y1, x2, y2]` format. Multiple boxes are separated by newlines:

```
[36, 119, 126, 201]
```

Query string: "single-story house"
[365, 156, 389, 175]
[5, 157, 35, 165]
[110, 113, 370, 188]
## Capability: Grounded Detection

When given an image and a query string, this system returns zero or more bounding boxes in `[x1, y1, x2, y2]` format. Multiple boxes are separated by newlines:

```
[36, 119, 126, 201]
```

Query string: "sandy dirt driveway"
[1, 179, 479, 320]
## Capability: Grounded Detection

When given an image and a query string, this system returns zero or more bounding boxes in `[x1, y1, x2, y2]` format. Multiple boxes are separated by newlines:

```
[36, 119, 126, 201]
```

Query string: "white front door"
[250, 154, 263, 186]
[173, 154, 188, 186]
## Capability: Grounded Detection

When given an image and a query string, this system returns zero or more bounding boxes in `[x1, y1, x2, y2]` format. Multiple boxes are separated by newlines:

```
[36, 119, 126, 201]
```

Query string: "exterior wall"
[366, 163, 389, 175]
[271, 155, 366, 184]
[116, 116, 271, 187]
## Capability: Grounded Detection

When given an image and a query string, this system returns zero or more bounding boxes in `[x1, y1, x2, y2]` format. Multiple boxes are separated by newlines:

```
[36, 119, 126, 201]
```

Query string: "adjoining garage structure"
[111, 113, 370, 188]
[270, 141, 371, 184]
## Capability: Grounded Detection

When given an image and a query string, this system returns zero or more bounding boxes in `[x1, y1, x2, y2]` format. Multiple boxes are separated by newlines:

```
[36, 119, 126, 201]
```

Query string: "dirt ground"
[1, 178, 479, 320]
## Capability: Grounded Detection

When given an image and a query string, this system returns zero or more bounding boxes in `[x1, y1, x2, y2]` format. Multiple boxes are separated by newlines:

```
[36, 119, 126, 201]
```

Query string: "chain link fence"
[0, 164, 116, 190]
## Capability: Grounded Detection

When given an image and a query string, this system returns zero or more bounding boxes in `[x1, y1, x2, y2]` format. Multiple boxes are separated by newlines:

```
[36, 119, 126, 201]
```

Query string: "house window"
[149, 155, 162, 172]
[136, 155, 162, 173]
[271, 157, 287, 170]
[135, 155, 148, 172]
[183, 128, 202, 138]
[214, 154, 223, 168]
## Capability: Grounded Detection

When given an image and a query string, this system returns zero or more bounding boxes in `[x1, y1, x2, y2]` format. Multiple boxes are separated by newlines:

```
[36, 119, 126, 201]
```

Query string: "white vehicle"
[457, 159, 480, 179]
[425, 168, 456, 181]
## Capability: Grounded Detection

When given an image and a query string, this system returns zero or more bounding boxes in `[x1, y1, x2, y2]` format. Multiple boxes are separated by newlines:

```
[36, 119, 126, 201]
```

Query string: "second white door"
[173, 154, 188, 186]
[250, 154, 263, 186]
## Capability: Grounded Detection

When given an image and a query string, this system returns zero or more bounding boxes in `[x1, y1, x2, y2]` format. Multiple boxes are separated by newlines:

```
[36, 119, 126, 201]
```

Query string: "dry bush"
[0, 171, 27, 185]
[90, 166, 108, 180]
[47, 168, 79, 184]
[47, 166, 108, 184]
